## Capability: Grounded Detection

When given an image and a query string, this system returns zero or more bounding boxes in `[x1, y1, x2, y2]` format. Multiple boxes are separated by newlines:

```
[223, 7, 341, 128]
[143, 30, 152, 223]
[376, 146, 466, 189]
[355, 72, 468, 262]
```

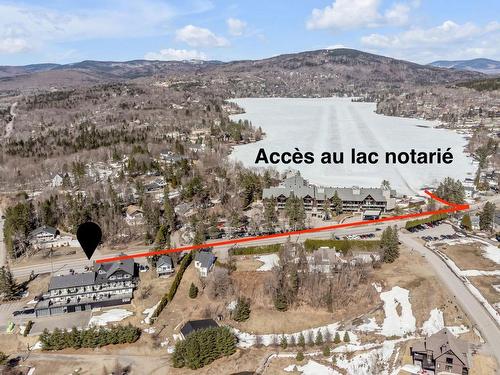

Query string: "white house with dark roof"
[34, 259, 138, 317]
[262, 175, 396, 215]
[194, 251, 216, 277]
[156, 255, 174, 276]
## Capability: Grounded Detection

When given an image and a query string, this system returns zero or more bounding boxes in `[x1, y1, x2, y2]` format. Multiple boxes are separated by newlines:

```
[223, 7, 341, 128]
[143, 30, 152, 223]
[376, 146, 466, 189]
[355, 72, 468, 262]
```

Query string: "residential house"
[180, 319, 219, 339]
[51, 174, 64, 188]
[34, 259, 138, 317]
[411, 328, 470, 375]
[28, 225, 68, 249]
[157, 255, 174, 276]
[125, 205, 144, 225]
[307, 247, 344, 273]
[194, 251, 216, 277]
[262, 175, 396, 215]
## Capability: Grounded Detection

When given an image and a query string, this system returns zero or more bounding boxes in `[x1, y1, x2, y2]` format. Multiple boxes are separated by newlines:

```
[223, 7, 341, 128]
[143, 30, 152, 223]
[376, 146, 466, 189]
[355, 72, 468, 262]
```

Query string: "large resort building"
[263, 175, 396, 215]
[34, 259, 138, 317]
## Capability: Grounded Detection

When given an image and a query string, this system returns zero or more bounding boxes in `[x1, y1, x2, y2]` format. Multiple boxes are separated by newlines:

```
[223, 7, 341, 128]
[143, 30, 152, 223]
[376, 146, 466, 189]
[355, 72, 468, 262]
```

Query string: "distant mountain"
[0, 49, 485, 93]
[429, 58, 500, 75]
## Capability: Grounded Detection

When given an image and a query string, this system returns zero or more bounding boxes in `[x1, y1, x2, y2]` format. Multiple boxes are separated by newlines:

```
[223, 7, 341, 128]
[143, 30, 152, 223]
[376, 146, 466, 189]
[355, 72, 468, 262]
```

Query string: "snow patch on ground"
[233, 323, 357, 349]
[336, 340, 397, 375]
[447, 325, 470, 336]
[380, 286, 416, 337]
[356, 317, 379, 332]
[88, 309, 133, 327]
[227, 300, 237, 311]
[372, 282, 382, 293]
[461, 269, 500, 276]
[255, 254, 279, 271]
[284, 360, 341, 375]
[481, 243, 500, 264]
[400, 363, 422, 374]
[32, 341, 42, 350]
[143, 327, 156, 334]
[421, 308, 444, 336]
[142, 302, 160, 324]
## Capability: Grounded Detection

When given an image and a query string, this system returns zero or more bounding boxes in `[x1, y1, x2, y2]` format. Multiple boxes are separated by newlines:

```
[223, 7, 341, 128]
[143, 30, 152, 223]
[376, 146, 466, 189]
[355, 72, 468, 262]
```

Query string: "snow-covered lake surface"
[229, 98, 476, 195]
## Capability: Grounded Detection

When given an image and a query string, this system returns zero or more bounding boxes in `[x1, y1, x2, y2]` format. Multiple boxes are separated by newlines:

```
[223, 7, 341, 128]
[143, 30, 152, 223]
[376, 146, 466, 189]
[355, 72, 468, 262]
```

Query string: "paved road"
[400, 231, 500, 364]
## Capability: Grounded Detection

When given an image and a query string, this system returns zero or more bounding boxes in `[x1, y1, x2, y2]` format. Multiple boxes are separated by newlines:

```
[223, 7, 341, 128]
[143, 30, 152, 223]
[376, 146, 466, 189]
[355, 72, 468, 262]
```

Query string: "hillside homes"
[262, 175, 396, 215]
[34, 259, 138, 317]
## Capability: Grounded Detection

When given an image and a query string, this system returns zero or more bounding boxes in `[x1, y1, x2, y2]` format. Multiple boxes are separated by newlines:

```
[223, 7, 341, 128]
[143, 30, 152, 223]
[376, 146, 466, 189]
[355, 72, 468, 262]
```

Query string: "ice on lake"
[229, 97, 476, 195]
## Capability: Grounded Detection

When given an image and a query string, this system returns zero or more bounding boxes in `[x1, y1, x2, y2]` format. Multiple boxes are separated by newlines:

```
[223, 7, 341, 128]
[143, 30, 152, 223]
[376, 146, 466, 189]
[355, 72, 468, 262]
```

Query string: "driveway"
[400, 231, 500, 365]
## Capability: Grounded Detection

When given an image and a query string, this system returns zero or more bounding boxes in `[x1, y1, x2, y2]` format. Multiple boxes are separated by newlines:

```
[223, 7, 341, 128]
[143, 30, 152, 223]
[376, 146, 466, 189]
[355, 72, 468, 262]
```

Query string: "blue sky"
[0, 0, 499, 65]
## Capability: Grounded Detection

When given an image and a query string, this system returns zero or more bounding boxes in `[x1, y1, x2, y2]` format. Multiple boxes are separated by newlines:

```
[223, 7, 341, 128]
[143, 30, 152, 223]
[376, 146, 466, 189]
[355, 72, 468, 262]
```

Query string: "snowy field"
[255, 254, 280, 271]
[229, 98, 476, 195]
[88, 308, 133, 327]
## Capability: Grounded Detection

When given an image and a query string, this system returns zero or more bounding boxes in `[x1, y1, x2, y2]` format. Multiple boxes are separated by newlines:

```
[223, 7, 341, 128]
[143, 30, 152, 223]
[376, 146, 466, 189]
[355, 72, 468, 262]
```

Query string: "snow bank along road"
[400, 231, 500, 365]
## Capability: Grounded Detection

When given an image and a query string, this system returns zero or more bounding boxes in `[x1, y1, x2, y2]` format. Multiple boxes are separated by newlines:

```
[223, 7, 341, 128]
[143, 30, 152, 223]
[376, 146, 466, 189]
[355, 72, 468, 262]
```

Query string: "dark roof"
[412, 328, 470, 367]
[49, 272, 96, 290]
[180, 319, 218, 337]
[29, 225, 59, 237]
[157, 255, 173, 268]
[194, 251, 216, 269]
[94, 258, 136, 283]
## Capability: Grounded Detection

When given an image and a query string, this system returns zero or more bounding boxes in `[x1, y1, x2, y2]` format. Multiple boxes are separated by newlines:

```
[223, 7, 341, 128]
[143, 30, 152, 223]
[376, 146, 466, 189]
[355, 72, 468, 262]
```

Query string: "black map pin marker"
[76, 222, 102, 260]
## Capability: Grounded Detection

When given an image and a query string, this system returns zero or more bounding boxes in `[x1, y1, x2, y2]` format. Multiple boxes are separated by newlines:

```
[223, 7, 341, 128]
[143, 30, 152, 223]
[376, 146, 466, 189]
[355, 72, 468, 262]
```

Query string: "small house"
[194, 251, 215, 277]
[156, 255, 174, 276]
[126, 205, 144, 225]
[180, 319, 218, 339]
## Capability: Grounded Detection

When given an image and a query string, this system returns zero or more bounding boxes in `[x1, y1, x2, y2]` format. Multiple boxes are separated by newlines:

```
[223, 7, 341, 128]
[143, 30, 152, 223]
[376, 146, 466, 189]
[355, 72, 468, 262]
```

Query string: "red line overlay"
[96, 190, 469, 263]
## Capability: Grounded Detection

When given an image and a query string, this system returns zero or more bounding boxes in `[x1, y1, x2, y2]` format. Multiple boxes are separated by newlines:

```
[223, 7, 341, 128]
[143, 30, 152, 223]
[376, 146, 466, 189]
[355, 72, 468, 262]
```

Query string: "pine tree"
[274, 290, 288, 311]
[232, 297, 251, 322]
[0, 265, 18, 300]
[322, 345, 331, 356]
[315, 330, 324, 346]
[479, 202, 495, 231]
[343, 331, 350, 343]
[381, 226, 399, 263]
[331, 191, 343, 215]
[333, 332, 341, 344]
[298, 332, 306, 349]
[280, 335, 288, 349]
[163, 188, 176, 231]
[154, 225, 170, 249]
[324, 329, 332, 343]
[307, 330, 314, 347]
[188, 283, 198, 299]
[296, 351, 304, 362]
[289, 335, 296, 347]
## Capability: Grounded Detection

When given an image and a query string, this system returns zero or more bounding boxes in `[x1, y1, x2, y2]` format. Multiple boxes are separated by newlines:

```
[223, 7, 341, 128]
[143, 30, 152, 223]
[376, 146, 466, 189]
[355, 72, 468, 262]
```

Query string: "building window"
[446, 357, 453, 364]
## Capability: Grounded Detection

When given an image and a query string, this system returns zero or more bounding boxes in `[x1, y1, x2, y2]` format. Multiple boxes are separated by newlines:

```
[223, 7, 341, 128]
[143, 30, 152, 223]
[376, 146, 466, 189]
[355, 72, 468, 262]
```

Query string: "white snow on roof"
[421, 308, 444, 336]
[255, 254, 279, 271]
[380, 286, 416, 337]
[284, 360, 341, 375]
[88, 309, 133, 327]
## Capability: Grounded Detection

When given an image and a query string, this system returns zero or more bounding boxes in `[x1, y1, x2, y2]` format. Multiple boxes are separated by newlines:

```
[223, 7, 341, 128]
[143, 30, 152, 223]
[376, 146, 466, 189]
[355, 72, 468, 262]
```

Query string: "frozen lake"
[229, 97, 476, 195]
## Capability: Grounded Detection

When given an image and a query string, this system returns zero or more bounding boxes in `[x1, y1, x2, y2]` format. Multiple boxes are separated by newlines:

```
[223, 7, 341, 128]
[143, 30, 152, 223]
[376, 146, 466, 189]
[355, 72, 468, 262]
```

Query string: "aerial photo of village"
[0, 1, 499, 374]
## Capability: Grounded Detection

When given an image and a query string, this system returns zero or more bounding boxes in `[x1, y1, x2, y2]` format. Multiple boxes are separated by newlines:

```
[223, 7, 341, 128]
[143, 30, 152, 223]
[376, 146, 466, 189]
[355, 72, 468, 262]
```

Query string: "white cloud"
[0, 38, 31, 54]
[175, 25, 229, 47]
[361, 20, 500, 62]
[307, 0, 381, 30]
[227, 17, 247, 36]
[0, 1, 212, 55]
[306, 0, 417, 30]
[144, 48, 207, 61]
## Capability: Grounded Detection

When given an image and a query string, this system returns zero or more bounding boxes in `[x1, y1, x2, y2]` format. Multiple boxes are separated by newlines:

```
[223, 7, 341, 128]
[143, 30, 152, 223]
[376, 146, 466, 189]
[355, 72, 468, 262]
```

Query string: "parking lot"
[410, 222, 461, 243]
[0, 300, 27, 331]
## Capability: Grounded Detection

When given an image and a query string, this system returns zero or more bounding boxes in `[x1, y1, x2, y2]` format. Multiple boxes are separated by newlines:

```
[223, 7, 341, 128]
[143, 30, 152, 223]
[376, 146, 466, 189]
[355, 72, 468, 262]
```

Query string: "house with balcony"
[34, 259, 138, 317]
[411, 328, 470, 375]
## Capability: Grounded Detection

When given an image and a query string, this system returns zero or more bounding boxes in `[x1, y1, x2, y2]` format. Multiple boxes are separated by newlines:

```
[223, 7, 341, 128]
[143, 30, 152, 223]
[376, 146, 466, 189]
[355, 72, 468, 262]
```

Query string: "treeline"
[172, 327, 236, 369]
[405, 213, 448, 230]
[229, 244, 282, 255]
[39, 324, 140, 350]
[151, 252, 193, 320]
[304, 239, 380, 253]
[457, 77, 500, 92]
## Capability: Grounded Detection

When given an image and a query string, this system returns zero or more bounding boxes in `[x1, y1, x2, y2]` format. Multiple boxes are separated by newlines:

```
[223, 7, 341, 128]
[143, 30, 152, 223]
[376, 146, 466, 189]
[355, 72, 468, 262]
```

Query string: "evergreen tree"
[315, 330, 324, 346]
[274, 290, 288, 311]
[284, 194, 306, 230]
[331, 191, 343, 215]
[154, 225, 170, 249]
[289, 335, 296, 347]
[381, 226, 399, 263]
[296, 351, 304, 362]
[479, 202, 495, 231]
[324, 329, 332, 343]
[343, 331, 350, 343]
[322, 345, 331, 356]
[333, 332, 341, 344]
[0, 265, 18, 300]
[263, 200, 278, 233]
[232, 297, 251, 322]
[163, 188, 176, 231]
[298, 332, 306, 349]
[280, 335, 288, 349]
[188, 283, 198, 299]
[435, 177, 465, 204]
[461, 214, 472, 231]
[307, 330, 315, 347]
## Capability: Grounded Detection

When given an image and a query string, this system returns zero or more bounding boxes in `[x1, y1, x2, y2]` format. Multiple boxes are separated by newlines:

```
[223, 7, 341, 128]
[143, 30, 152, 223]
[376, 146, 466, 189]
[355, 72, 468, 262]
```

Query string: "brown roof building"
[411, 328, 471, 374]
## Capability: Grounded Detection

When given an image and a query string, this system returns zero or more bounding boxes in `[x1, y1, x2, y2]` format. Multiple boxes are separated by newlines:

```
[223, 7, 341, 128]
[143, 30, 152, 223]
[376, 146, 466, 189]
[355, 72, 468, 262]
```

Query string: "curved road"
[400, 231, 500, 364]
